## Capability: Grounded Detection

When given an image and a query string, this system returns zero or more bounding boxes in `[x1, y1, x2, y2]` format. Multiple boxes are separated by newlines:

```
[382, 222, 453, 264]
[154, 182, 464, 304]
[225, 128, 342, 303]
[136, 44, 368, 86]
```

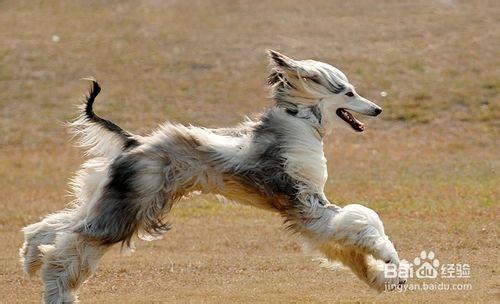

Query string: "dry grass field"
[0, 0, 499, 303]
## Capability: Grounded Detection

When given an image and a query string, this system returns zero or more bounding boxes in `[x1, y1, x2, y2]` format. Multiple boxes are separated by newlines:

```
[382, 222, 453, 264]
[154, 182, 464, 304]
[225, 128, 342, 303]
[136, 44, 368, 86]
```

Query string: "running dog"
[20, 50, 405, 303]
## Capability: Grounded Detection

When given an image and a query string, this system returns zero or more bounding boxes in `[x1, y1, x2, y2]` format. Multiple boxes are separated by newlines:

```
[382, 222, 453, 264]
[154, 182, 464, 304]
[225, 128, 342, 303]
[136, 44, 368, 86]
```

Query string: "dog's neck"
[275, 100, 327, 138]
[260, 105, 328, 191]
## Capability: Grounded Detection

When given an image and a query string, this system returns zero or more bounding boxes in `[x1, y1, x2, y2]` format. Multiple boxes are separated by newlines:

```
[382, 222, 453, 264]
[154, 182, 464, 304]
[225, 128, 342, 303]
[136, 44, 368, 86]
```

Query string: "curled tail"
[70, 79, 139, 159]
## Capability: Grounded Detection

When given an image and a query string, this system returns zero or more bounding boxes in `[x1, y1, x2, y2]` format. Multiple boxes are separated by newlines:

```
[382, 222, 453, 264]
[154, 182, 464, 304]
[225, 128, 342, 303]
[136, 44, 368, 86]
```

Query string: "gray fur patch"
[75, 153, 169, 246]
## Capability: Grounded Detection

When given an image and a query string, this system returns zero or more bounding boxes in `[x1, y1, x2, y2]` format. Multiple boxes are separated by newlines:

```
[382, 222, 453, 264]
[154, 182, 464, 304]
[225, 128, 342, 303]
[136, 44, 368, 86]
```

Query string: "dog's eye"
[304, 76, 321, 85]
[345, 92, 354, 97]
[312, 77, 322, 85]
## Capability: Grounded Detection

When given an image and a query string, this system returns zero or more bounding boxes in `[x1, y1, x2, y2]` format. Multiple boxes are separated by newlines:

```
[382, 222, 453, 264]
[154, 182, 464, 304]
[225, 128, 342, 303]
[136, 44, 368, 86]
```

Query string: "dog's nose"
[374, 107, 382, 115]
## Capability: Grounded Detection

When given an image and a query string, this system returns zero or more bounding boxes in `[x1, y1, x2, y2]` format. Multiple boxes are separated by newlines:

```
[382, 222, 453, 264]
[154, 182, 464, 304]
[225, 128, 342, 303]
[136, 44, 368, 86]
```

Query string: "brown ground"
[0, 1, 499, 303]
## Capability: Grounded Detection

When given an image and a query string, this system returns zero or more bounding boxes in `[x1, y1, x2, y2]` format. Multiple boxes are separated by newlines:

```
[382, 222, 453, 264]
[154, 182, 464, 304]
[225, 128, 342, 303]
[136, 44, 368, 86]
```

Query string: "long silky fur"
[20, 51, 403, 304]
[68, 80, 139, 159]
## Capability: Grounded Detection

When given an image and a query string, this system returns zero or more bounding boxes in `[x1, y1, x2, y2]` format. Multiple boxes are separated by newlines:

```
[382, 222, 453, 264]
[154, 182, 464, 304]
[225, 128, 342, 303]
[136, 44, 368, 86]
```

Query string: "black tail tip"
[81, 77, 101, 97]
[90, 80, 101, 96]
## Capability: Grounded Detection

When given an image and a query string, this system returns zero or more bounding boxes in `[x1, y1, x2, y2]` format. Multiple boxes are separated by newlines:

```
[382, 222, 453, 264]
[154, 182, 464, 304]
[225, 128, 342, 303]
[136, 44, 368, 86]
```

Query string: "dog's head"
[267, 50, 382, 133]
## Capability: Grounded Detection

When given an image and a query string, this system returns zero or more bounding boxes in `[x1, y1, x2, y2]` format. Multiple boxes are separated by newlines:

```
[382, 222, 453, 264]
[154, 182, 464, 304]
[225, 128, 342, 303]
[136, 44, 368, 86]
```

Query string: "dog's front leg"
[292, 193, 403, 290]
[331, 203, 400, 266]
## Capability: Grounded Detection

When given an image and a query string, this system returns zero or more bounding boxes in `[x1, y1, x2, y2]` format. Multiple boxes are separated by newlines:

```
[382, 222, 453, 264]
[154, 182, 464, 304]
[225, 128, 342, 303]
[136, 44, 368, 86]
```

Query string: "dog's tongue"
[337, 109, 365, 132]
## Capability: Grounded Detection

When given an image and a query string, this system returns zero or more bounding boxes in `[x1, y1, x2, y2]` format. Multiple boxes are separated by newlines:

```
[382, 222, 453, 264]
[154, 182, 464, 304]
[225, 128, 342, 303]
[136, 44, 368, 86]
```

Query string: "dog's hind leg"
[37, 154, 175, 303]
[20, 210, 80, 276]
[39, 233, 108, 304]
[20, 158, 110, 277]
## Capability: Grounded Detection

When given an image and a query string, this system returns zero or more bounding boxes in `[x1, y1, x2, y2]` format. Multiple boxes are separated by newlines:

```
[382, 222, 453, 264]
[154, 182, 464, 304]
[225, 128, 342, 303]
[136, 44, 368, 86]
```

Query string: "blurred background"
[0, 1, 498, 302]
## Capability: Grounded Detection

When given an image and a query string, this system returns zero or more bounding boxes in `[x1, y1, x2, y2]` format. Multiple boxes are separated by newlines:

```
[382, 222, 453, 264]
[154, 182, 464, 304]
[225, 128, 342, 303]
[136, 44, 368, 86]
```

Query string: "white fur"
[20, 51, 403, 303]
[277, 111, 328, 191]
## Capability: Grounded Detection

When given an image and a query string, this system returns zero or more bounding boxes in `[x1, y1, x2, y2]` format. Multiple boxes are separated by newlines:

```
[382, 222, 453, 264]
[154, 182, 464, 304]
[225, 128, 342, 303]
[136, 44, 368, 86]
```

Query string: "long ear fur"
[268, 50, 296, 70]
[267, 49, 312, 78]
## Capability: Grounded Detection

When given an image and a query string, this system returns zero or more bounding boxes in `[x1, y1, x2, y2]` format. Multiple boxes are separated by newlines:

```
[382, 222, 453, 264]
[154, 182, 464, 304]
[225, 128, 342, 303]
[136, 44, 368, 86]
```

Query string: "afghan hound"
[20, 50, 405, 303]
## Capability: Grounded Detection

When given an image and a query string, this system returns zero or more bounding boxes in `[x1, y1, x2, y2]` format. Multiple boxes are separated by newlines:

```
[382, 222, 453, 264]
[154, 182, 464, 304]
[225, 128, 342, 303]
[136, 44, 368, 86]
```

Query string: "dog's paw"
[372, 239, 400, 267]
[383, 261, 409, 291]
[368, 259, 407, 292]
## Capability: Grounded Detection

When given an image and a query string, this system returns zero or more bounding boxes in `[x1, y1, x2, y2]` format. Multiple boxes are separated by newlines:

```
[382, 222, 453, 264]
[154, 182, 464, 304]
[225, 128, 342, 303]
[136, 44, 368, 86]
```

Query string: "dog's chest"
[282, 136, 328, 191]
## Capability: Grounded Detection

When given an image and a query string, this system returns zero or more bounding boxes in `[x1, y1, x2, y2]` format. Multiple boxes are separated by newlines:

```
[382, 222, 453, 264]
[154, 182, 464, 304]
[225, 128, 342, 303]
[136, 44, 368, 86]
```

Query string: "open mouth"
[336, 108, 365, 132]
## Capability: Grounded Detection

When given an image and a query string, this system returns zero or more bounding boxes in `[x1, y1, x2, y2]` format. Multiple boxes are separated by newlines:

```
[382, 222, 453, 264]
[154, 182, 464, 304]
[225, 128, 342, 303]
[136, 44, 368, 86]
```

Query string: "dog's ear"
[267, 49, 311, 78]
[268, 50, 296, 70]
